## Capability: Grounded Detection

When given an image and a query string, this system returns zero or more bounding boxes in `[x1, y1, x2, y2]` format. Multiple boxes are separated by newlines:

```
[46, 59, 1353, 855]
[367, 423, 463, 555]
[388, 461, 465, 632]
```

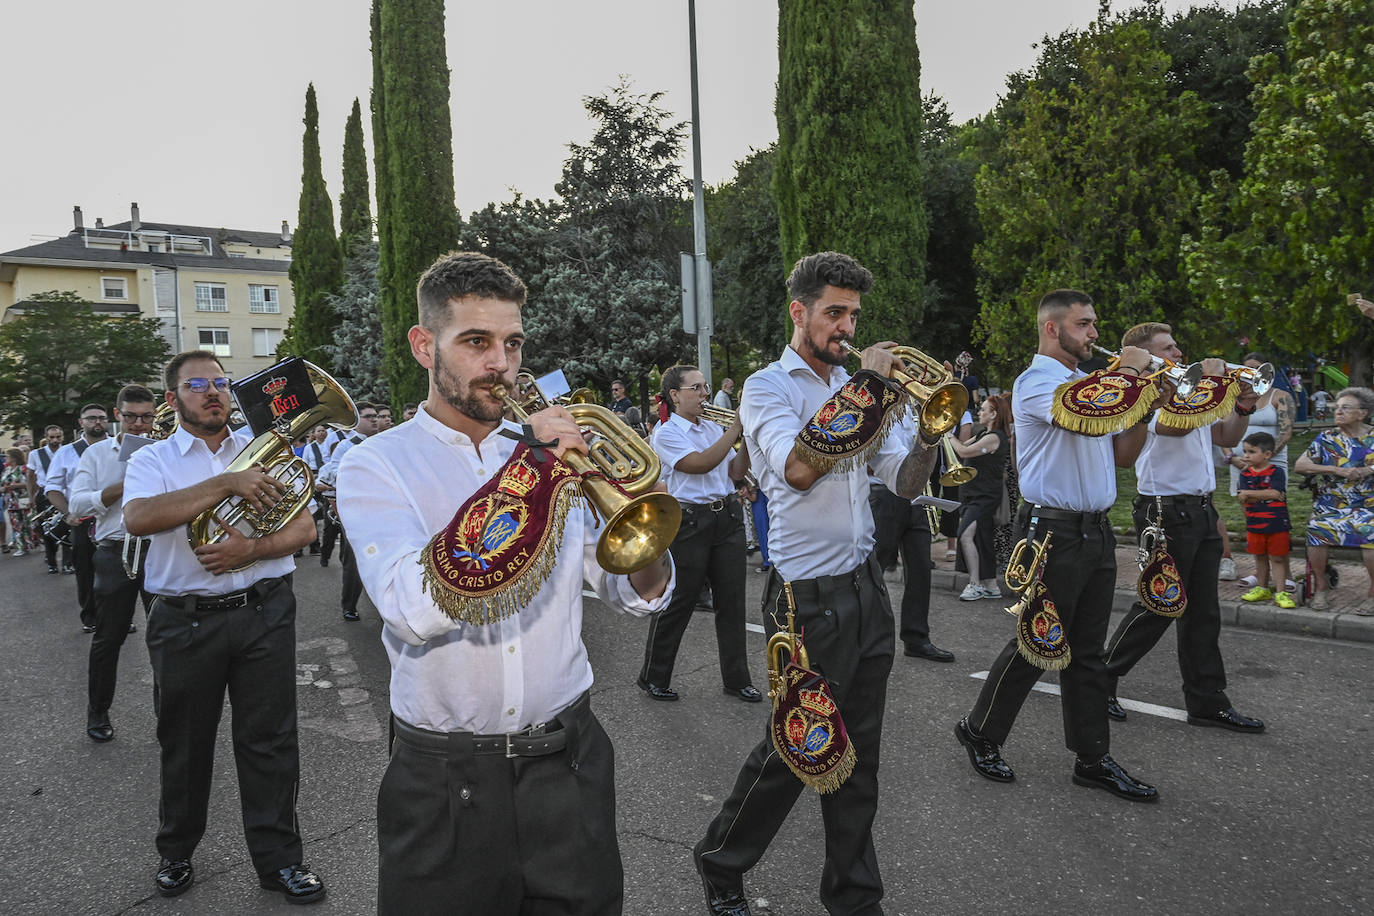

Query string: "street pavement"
[1, 543, 1371, 915]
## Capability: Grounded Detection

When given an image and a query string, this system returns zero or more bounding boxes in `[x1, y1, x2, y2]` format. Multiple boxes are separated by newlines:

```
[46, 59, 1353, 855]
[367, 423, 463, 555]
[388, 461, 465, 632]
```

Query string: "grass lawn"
[1109, 425, 1325, 539]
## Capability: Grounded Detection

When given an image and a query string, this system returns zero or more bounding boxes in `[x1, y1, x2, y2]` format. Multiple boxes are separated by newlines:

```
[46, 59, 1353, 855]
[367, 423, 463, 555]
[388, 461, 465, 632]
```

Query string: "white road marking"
[584, 587, 767, 633]
[969, 670, 1189, 722]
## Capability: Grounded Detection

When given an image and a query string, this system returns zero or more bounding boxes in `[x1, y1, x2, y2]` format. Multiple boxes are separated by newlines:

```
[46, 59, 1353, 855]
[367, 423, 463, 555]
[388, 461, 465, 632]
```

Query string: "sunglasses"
[181, 377, 231, 393]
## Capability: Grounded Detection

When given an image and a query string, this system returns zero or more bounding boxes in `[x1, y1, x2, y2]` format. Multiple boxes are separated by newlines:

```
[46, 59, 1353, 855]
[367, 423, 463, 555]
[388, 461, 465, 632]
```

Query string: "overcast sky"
[0, 0, 1246, 253]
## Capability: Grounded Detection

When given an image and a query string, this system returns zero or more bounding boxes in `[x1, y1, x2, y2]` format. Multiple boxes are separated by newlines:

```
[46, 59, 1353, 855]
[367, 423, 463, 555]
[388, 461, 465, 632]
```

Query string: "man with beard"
[694, 251, 940, 916]
[954, 289, 1164, 803]
[316, 401, 381, 619]
[27, 424, 69, 573]
[337, 251, 673, 915]
[69, 385, 158, 741]
[122, 351, 326, 904]
[46, 404, 110, 629]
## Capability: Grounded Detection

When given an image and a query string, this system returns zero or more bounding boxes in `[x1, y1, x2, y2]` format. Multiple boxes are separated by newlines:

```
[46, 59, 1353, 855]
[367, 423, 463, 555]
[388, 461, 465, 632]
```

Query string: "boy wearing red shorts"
[1238, 431, 1295, 608]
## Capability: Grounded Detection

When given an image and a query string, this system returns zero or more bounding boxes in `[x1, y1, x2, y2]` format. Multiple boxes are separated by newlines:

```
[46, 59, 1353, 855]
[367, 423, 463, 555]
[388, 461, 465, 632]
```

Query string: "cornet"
[839, 341, 969, 440]
[938, 435, 977, 487]
[1091, 345, 1203, 398]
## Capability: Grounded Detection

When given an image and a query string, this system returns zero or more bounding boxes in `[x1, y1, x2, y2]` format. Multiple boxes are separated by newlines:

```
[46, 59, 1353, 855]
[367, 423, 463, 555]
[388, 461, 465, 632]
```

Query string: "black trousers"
[88, 542, 149, 718]
[36, 495, 69, 569]
[340, 532, 362, 614]
[639, 497, 752, 689]
[378, 693, 621, 916]
[868, 484, 932, 647]
[317, 507, 339, 560]
[698, 555, 893, 916]
[1105, 497, 1231, 716]
[146, 578, 303, 875]
[967, 507, 1116, 757]
[73, 520, 96, 627]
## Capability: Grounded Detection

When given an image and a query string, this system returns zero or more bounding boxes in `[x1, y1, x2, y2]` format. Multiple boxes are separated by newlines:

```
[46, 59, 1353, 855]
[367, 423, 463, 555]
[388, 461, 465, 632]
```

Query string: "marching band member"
[337, 252, 673, 915]
[1104, 323, 1267, 732]
[637, 364, 760, 703]
[695, 252, 939, 916]
[45, 404, 108, 629]
[954, 289, 1164, 802]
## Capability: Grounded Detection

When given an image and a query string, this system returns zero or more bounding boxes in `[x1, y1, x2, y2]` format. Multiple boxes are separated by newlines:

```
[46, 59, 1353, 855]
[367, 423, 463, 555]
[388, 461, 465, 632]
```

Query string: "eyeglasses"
[675, 383, 710, 394]
[359, 413, 378, 420]
[181, 377, 231, 393]
[120, 413, 156, 423]
[81, 415, 108, 422]
[1333, 404, 1363, 413]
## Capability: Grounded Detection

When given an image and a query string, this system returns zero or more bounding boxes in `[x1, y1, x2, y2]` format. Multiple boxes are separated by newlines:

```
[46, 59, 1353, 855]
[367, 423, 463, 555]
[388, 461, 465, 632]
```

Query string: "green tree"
[324, 240, 389, 404]
[369, 0, 396, 406]
[458, 194, 558, 309]
[286, 83, 344, 371]
[0, 292, 171, 437]
[339, 97, 373, 256]
[1184, 0, 1374, 383]
[374, 0, 459, 406]
[774, 0, 927, 343]
[972, 17, 1209, 377]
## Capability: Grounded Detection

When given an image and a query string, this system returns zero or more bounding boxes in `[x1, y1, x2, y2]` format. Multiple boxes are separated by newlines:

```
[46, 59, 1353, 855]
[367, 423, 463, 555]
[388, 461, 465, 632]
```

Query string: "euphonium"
[938, 434, 977, 487]
[1091, 345, 1203, 398]
[838, 341, 969, 440]
[187, 361, 358, 571]
[491, 382, 681, 575]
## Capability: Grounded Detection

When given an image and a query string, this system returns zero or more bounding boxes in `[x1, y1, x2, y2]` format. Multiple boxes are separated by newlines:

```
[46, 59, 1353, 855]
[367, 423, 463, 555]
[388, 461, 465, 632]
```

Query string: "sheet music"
[118, 434, 158, 462]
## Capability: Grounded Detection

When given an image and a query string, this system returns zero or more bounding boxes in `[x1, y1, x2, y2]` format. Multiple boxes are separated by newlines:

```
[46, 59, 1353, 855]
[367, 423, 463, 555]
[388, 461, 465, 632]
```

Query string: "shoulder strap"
[37, 448, 51, 471]
[311, 442, 323, 464]
[74, 440, 89, 457]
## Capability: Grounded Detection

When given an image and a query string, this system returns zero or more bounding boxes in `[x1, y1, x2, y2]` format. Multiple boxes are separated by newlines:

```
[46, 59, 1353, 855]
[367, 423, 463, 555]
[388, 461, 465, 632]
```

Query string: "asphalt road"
[1, 548, 1370, 915]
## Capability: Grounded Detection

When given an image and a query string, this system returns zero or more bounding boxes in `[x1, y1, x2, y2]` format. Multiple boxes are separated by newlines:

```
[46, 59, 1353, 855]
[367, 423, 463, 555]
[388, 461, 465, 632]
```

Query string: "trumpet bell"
[592, 488, 683, 576]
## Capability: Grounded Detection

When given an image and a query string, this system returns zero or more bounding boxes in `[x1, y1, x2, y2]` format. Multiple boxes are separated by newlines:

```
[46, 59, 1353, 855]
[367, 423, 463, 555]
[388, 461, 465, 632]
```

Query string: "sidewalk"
[925, 544, 1374, 644]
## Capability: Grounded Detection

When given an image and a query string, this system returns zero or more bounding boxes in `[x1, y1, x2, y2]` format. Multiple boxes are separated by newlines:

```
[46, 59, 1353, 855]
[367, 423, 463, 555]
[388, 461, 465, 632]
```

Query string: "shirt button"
[366, 545, 377, 556]
[508, 645, 516, 654]
[506, 707, 515, 716]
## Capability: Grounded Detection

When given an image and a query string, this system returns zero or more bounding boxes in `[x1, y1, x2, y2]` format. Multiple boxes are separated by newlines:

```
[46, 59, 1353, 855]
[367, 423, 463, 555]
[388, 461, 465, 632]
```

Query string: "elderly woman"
[1294, 387, 1374, 614]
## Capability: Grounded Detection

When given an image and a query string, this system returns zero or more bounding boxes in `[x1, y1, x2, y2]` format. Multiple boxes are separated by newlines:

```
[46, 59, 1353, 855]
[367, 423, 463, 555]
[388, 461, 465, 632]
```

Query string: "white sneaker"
[1238, 575, 1258, 588]
[1218, 557, 1238, 580]
[959, 583, 983, 601]
[979, 583, 1003, 599]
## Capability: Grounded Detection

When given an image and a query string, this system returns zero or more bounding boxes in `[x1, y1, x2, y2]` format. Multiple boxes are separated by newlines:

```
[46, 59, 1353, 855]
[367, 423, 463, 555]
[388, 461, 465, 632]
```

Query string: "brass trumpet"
[1091, 345, 1203, 398]
[1224, 360, 1275, 396]
[699, 404, 743, 451]
[938, 435, 977, 487]
[838, 341, 969, 440]
[491, 383, 681, 575]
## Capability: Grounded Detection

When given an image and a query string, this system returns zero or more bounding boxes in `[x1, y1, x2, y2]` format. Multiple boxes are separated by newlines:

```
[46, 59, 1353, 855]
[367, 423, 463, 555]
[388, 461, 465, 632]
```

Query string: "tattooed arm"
[1273, 390, 1294, 452]
[893, 439, 940, 499]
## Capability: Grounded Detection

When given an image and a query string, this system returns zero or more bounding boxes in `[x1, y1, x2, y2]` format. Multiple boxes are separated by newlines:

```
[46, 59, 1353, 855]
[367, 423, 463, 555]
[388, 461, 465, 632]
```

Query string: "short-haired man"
[46, 403, 110, 629]
[402, 402, 417, 422]
[377, 406, 393, 430]
[69, 385, 158, 742]
[955, 289, 1165, 802]
[712, 377, 735, 411]
[695, 251, 940, 915]
[338, 250, 673, 914]
[316, 401, 381, 620]
[302, 424, 333, 558]
[608, 379, 632, 414]
[27, 424, 68, 573]
[1103, 323, 1266, 731]
[123, 350, 325, 903]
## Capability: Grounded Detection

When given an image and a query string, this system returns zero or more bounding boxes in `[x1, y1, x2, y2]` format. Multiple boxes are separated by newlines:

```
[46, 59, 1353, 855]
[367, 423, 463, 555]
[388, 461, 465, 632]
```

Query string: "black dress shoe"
[1187, 707, 1265, 733]
[87, 712, 114, 743]
[636, 678, 678, 701]
[259, 863, 326, 904]
[1107, 695, 1127, 720]
[47, 565, 59, 574]
[342, 609, 360, 621]
[82, 624, 96, 634]
[320, 557, 329, 567]
[1072, 754, 1158, 802]
[723, 685, 763, 703]
[155, 858, 194, 897]
[693, 847, 751, 916]
[905, 640, 955, 662]
[954, 717, 1014, 782]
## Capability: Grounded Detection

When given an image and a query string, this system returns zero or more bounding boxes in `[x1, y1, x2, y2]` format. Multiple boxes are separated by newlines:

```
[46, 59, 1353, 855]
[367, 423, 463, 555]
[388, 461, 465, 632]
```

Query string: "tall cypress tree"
[339, 97, 373, 257]
[374, 0, 458, 405]
[774, 0, 927, 344]
[287, 83, 344, 370]
[369, 0, 396, 407]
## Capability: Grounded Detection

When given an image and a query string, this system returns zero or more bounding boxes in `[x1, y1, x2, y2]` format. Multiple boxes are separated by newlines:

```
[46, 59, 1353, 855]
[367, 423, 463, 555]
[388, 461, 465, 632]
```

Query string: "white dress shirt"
[302, 439, 330, 475]
[337, 403, 675, 734]
[1013, 353, 1118, 512]
[1135, 421, 1216, 497]
[123, 425, 295, 596]
[44, 437, 100, 501]
[652, 412, 733, 504]
[69, 438, 132, 542]
[27, 444, 59, 491]
[712, 389, 733, 410]
[317, 432, 364, 487]
[741, 346, 916, 581]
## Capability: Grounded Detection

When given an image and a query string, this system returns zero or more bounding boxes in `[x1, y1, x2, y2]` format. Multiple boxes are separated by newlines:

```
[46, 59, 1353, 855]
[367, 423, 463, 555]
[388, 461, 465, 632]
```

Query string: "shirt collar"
[666, 411, 699, 431]
[414, 399, 519, 449]
[1031, 352, 1080, 379]
[170, 422, 237, 456]
[781, 345, 846, 386]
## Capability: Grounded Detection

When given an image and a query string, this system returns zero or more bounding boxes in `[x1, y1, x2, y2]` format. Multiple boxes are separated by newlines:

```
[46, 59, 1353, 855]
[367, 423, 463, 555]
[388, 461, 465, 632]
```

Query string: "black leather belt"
[1139, 494, 1212, 507]
[1024, 504, 1110, 525]
[775, 555, 876, 604]
[393, 698, 585, 759]
[157, 577, 283, 611]
[682, 493, 738, 513]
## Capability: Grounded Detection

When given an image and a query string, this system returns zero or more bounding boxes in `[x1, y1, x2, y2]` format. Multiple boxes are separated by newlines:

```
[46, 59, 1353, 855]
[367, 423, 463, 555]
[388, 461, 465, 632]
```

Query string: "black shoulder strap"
[37, 448, 52, 471]
[74, 440, 89, 458]
[350, 434, 364, 445]
[311, 442, 324, 464]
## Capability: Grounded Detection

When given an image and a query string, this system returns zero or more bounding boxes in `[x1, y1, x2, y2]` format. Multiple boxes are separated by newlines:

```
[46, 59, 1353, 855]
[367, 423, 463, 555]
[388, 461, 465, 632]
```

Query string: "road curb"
[929, 568, 1374, 645]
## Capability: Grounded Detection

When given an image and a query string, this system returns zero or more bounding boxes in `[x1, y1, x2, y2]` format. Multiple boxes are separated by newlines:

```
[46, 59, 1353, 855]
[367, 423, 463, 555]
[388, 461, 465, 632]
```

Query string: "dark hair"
[79, 403, 105, 416]
[786, 252, 873, 307]
[611, 379, 626, 390]
[1242, 352, 1268, 365]
[355, 401, 377, 415]
[164, 350, 224, 392]
[416, 251, 527, 330]
[44, 424, 62, 434]
[660, 365, 699, 416]
[1037, 289, 1093, 322]
[982, 393, 1012, 435]
[116, 384, 155, 406]
[403, 402, 418, 411]
[1243, 431, 1276, 452]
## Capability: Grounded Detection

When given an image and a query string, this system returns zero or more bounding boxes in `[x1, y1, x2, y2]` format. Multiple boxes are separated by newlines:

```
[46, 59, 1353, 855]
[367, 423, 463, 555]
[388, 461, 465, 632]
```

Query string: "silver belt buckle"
[506, 722, 546, 757]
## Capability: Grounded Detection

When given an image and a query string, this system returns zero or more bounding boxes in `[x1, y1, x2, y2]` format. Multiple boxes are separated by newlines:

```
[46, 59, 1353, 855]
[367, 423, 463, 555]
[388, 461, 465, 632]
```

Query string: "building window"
[194, 282, 228, 312]
[199, 327, 231, 357]
[253, 327, 284, 357]
[101, 277, 127, 300]
[249, 284, 280, 313]
[228, 252, 247, 259]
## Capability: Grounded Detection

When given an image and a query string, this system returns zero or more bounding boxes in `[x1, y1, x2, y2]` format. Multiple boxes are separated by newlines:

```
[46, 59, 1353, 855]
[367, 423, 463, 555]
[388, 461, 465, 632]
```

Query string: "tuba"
[492, 379, 680, 575]
[187, 361, 358, 571]
[839, 341, 969, 440]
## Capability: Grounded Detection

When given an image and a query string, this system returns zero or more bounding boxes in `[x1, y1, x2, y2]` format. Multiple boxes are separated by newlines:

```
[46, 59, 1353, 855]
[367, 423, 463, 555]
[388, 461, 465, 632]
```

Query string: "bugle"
[838, 341, 969, 440]
[938, 434, 977, 487]
[1091, 345, 1203, 397]
[1223, 360, 1275, 396]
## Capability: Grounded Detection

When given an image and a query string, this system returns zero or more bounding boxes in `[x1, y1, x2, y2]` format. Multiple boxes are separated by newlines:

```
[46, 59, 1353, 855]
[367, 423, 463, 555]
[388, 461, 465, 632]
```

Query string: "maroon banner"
[1012, 581, 1071, 671]
[1160, 375, 1238, 430]
[1138, 545, 1188, 618]
[794, 369, 905, 475]
[1051, 371, 1158, 436]
[770, 649, 856, 794]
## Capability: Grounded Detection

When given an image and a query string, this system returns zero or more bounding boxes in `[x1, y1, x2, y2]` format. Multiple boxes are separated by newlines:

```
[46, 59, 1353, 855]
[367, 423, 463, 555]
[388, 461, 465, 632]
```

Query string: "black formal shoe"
[82, 624, 95, 634]
[636, 677, 679, 701]
[63, 564, 75, 574]
[320, 557, 329, 567]
[155, 858, 194, 897]
[700, 873, 752, 916]
[128, 624, 137, 634]
[1107, 695, 1127, 721]
[1072, 754, 1158, 802]
[954, 717, 1014, 782]
[904, 640, 955, 662]
[723, 685, 763, 703]
[87, 712, 114, 743]
[47, 565, 59, 574]
[1187, 707, 1265, 733]
[342, 609, 360, 622]
[259, 864, 326, 904]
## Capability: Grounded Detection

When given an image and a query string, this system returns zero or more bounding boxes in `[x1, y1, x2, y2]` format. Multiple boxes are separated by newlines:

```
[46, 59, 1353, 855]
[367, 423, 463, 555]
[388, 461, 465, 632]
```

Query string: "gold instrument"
[1091, 345, 1203, 398]
[1004, 530, 1053, 597]
[938, 434, 977, 487]
[838, 341, 969, 440]
[767, 582, 809, 704]
[699, 404, 743, 451]
[1223, 360, 1275, 396]
[122, 402, 179, 578]
[187, 361, 358, 571]
[491, 382, 681, 575]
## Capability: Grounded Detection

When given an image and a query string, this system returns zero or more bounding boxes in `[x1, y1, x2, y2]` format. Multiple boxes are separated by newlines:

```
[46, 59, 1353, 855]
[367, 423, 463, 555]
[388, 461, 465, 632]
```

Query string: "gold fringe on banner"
[1050, 372, 1159, 436]
[1159, 376, 1238, 430]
